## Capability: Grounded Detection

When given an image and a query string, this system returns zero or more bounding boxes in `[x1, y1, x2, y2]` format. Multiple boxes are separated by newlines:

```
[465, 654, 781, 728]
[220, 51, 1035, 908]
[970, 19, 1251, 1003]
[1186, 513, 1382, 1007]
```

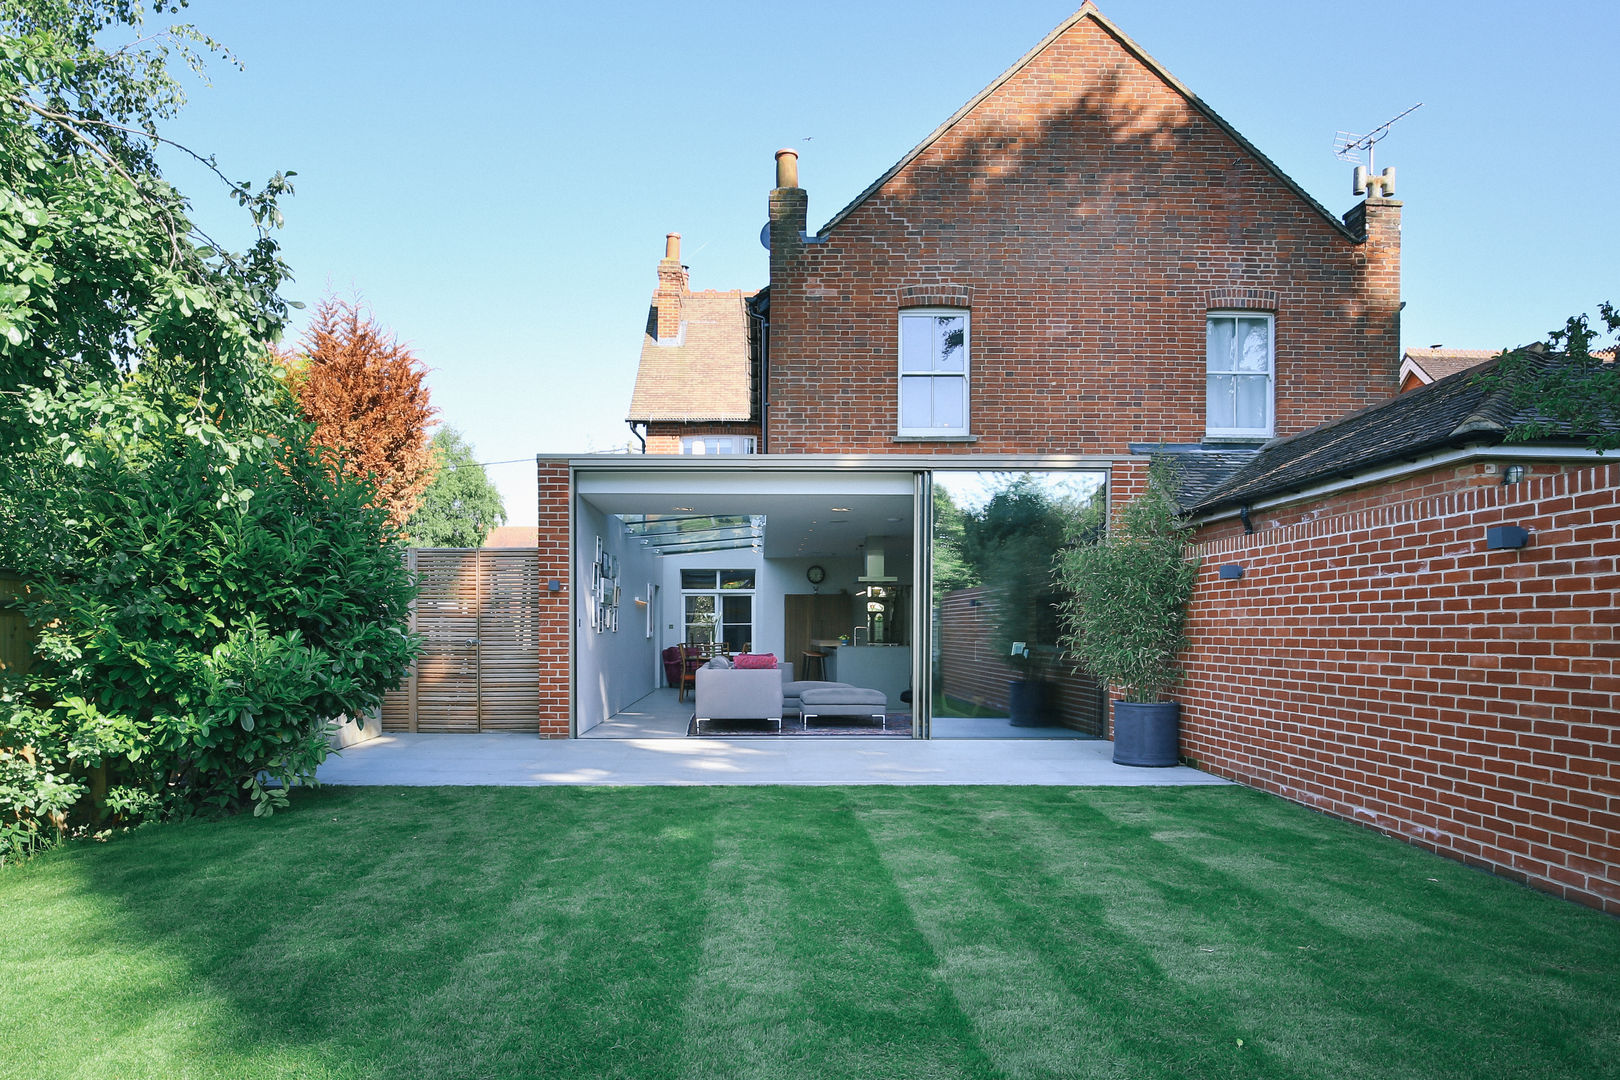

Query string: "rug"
[688, 712, 912, 737]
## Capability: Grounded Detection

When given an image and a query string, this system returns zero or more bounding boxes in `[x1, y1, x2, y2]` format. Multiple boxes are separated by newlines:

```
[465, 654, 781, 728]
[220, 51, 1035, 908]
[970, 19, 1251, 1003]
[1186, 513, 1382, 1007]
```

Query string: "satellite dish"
[759, 222, 771, 251]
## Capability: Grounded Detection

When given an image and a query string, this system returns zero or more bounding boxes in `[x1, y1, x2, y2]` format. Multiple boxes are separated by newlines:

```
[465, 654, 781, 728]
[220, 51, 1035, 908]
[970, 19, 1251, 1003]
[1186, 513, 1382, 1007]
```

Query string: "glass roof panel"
[620, 514, 765, 554]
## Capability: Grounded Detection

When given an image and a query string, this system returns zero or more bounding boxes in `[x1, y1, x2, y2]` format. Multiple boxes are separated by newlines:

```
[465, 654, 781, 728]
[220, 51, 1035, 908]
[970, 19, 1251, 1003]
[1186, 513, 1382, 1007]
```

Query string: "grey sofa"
[692, 660, 858, 729]
[693, 666, 784, 729]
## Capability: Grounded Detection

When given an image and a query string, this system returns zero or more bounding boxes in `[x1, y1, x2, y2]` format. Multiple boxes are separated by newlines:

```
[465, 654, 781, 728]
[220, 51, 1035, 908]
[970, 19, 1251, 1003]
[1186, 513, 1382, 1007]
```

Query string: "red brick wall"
[1183, 459, 1620, 912]
[536, 458, 571, 736]
[766, 13, 1398, 456]
[643, 422, 761, 455]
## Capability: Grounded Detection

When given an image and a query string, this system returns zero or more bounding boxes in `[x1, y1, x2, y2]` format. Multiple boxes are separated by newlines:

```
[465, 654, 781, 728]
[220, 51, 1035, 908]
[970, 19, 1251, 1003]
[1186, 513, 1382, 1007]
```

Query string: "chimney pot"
[663, 232, 680, 262]
[775, 148, 799, 190]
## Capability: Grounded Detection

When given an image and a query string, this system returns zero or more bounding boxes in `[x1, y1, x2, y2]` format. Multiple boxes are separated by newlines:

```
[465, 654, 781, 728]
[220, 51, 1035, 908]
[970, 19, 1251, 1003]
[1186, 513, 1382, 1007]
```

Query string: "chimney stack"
[653, 231, 687, 343]
[768, 148, 808, 270]
[775, 147, 799, 189]
[1342, 192, 1403, 389]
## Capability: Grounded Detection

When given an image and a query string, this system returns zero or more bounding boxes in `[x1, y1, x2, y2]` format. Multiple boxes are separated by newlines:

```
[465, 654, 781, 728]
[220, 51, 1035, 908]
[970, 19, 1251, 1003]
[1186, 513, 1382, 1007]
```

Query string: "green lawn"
[2, 786, 1617, 1080]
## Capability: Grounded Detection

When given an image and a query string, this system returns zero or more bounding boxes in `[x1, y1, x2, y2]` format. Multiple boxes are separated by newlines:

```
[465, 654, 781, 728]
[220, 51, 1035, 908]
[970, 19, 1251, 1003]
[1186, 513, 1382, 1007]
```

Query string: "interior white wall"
[575, 501, 661, 733]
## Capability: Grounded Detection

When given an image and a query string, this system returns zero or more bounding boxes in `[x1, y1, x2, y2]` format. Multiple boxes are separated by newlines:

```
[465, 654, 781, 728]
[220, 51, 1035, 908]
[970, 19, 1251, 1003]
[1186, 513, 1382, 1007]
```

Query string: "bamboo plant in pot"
[1055, 463, 1199, 766]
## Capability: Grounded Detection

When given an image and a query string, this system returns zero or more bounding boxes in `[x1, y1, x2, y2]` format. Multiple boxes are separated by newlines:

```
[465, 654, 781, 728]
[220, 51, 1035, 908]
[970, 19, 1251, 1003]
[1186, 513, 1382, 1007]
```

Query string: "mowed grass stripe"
[957, 789, 1397, 1080]
[1053, 787, 1620, 1080]
[3, 786, 1618, 1080]
[854, 792, 1132, 1080]
[346, 787, 717, 1079]
[921, 787, 1617, 1080]
[678, 789, 997, 1080]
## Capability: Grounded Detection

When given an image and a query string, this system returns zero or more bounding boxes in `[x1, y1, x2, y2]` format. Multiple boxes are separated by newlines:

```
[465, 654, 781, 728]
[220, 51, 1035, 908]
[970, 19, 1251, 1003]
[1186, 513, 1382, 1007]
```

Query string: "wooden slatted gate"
[381, 548, 541, 733]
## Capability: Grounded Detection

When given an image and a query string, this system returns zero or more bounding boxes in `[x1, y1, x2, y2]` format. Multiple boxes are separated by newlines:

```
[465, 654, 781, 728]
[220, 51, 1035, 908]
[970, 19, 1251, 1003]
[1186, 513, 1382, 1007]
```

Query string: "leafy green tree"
[930, 485, 977, 607]
[408, 426, 507, 547]
[1492, 302, 1620, 453]
[959, 477, 1089, 677]
[0, 1, 415, 851]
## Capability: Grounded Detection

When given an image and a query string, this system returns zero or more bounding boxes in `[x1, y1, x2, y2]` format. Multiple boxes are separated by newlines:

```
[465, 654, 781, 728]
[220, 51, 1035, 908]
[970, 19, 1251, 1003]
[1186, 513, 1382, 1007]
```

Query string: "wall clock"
[806, 565, 827, 585]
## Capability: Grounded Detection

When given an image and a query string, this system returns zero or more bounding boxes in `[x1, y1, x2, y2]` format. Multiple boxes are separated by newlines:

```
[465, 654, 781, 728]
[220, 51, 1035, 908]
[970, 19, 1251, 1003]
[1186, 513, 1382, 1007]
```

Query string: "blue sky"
[161, 1, 1618, 525]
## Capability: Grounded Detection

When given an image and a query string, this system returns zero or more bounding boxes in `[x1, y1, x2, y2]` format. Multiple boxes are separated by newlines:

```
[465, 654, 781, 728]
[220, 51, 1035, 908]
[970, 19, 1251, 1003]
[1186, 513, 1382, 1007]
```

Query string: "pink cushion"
[733, 652, 778, 670]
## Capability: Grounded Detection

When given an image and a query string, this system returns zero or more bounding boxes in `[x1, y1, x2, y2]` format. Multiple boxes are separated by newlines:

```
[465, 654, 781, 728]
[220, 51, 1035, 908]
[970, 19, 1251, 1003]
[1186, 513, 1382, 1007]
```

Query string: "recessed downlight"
[673, 506, 695, 512]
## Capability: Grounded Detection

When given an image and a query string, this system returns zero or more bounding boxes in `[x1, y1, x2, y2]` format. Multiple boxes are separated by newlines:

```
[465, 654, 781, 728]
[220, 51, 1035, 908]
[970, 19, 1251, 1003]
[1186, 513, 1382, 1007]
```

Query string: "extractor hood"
[856, 537, 898, 582]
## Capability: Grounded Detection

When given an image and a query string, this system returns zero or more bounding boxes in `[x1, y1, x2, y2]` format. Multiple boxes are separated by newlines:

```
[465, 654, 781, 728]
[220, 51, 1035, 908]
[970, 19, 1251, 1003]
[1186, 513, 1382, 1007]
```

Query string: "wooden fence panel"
[381, 548, 541, 734]
[476, 549, 542, 731]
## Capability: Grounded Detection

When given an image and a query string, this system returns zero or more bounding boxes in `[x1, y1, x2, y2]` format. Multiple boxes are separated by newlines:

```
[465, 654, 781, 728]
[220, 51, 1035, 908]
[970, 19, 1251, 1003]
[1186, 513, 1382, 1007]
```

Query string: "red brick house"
[395, 4, 1618, 908]
[569, 1, 1403, 741]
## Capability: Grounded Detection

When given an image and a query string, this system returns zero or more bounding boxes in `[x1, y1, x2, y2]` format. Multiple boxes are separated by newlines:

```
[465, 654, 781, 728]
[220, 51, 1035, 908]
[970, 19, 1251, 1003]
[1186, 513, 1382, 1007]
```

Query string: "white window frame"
[679, 569, 755, 652]
[1205, 311, 1276, 439]
[897, 307, 970, 437]
[681, 435, 757, 455]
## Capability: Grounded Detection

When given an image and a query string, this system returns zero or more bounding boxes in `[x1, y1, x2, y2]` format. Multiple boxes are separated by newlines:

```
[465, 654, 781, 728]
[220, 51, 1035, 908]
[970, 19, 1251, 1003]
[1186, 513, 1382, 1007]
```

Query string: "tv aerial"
[1333, 102, 1421, 197]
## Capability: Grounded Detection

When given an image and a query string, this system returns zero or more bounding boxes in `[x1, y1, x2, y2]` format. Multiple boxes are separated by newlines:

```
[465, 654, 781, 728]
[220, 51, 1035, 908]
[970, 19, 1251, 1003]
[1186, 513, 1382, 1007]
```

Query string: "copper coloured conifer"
[293, 297, 438, 531]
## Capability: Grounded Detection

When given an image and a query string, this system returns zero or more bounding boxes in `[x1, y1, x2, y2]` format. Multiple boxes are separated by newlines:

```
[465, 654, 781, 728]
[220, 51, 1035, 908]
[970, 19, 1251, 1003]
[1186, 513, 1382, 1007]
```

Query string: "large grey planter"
[1112, 701, 1180, 767]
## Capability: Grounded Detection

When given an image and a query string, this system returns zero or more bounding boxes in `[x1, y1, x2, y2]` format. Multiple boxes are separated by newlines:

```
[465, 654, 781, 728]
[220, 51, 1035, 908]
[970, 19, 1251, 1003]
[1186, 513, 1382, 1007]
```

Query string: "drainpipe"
[627, 421, 646, 453]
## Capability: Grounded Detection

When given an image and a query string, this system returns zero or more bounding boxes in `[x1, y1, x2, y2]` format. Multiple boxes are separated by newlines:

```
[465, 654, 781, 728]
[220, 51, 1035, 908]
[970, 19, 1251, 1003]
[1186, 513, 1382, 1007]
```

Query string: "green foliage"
[407, 426, 506, 547]
[960, 477, 1091, 675]
[0, 2, 415, 854]
[1494, 302, 1620, 453]
[4, 379, 417, 833]
[1055, 464, 1199, 703]
[929, 485, 976, 606]
[0, 3, 295, 419]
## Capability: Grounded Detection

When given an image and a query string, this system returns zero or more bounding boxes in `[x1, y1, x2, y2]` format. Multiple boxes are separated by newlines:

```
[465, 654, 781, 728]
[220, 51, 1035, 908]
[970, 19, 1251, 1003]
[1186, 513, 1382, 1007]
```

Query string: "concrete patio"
[316, 732, 1232, 787]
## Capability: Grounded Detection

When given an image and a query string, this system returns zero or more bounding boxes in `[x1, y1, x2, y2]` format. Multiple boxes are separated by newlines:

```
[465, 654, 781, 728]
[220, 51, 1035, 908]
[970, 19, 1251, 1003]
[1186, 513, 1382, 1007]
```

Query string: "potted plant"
[1055, 463, 1199, 765]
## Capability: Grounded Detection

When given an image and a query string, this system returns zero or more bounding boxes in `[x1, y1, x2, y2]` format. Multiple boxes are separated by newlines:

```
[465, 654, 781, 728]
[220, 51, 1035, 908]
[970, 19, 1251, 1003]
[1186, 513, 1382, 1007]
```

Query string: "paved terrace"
[317, 733, 1231, 787]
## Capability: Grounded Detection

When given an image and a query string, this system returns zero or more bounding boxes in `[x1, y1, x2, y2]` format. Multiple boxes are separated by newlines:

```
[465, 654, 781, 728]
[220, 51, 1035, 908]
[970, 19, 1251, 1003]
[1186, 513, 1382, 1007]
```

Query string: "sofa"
[692, 659, 859, 727]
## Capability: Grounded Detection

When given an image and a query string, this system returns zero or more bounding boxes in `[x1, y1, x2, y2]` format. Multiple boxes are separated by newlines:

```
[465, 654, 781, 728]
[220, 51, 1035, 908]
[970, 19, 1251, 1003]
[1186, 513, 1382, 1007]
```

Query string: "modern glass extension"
[570, 457, 1110, 739]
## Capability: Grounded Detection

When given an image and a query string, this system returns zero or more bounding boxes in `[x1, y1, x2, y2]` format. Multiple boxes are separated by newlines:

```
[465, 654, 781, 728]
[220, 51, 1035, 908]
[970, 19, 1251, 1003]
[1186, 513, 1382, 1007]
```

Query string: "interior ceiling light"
[672, 506, 695, 512]
[830, 506, 852, 512]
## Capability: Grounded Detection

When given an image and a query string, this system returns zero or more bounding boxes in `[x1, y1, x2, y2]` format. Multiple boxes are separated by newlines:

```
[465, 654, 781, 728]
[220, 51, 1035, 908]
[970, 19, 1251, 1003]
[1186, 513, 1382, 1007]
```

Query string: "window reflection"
[930, 470, 1107, 738]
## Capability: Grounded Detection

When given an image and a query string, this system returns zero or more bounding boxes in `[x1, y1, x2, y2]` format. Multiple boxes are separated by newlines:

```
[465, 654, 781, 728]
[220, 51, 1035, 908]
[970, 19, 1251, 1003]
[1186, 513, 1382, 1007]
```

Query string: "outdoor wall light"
[547, 579, 563, 593]
[1218, 564, 1245, 580]
[1485, 525, 1530, 550]
[1501, 464, 1527, 485]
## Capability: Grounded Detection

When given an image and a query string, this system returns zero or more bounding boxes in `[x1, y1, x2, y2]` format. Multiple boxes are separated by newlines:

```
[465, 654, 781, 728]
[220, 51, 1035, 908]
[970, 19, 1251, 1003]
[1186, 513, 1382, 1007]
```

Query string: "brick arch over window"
[899, 283, 973, 309]
[1205, 288, 1278, 312]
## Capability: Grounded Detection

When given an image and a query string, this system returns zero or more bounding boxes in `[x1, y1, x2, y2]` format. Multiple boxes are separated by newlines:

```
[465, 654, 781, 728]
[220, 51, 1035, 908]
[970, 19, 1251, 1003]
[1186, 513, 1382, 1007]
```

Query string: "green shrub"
[0, 378, 416, 846]
[1054, 464, 1199, 703]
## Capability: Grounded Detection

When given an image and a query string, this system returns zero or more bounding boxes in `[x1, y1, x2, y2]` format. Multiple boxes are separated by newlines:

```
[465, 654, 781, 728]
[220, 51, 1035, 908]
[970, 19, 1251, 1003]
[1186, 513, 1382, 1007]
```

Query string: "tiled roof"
[1129, 447, 1260, 509]
[1403, 347, 1500, 382]
[1189, 352, 1610, 514]
[626, 290, 754, 423]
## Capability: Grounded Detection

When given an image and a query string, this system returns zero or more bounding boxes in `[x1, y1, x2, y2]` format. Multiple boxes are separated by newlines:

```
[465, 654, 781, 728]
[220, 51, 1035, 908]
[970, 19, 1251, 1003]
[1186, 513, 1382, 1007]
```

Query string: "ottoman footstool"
[798, 687, 888, 730]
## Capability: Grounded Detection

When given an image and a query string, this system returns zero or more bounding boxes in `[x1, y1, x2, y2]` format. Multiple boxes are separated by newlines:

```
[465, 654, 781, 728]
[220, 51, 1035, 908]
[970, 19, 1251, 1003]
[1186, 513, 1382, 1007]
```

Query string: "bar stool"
[800, 649, 829, 680]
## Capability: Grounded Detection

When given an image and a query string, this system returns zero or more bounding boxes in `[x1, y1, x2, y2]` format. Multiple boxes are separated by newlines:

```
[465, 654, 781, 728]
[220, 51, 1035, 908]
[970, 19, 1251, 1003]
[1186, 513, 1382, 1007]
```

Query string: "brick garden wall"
[1182, 460, 1620, 912]
[765, 12, 1400, 456]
